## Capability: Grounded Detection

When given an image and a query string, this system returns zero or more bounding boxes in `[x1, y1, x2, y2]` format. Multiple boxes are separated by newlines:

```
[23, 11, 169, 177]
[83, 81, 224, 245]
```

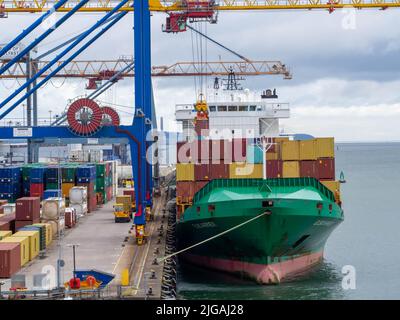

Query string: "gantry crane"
[0, 0, 399, 242]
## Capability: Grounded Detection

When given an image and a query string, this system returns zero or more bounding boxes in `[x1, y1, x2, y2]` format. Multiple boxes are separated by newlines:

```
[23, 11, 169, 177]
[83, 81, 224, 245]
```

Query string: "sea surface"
[177, 142, 400, 300]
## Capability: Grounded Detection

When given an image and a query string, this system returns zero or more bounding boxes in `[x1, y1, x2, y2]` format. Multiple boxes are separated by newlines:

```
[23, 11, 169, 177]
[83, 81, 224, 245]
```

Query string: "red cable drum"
[101, 106, 120, 126]
[67, 98, 102, 136]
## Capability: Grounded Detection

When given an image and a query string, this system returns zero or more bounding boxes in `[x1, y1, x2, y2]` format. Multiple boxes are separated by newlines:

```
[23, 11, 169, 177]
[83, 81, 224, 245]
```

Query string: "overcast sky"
[1, 9, 400, 142]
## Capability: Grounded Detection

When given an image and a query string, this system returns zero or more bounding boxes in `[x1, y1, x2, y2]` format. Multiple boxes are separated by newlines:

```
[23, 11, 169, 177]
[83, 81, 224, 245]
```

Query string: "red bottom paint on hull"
[184, 251, 324, 284]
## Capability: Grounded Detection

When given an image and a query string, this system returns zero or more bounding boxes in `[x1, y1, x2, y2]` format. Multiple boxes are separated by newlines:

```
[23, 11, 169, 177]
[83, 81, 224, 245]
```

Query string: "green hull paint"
[177, 178, 343, 266]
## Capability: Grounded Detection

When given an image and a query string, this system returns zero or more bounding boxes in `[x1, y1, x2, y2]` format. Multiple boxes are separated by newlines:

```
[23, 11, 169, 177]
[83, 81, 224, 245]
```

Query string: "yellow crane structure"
[0, 0, 400, 13]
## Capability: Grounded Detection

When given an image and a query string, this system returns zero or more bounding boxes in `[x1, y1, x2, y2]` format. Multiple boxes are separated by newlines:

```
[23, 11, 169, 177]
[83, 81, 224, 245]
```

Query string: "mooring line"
[157, 211, 270, 263]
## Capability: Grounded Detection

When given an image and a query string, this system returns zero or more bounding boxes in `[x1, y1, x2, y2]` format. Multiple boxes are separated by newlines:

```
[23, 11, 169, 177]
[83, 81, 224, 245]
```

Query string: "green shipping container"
[96, 164, 106, 178]
[96, 177, 105, 191]
[46, 182, 59, 190]
[62, 167, 76, 183]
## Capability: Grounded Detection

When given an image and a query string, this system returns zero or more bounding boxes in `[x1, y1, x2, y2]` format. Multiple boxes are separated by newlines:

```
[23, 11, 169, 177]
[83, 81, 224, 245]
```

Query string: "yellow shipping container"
[0, 230, 12, 240]
[274, 137, 290, 144]
[321, 180, 340, 193]
[281, 141, 300, 161]
[283, 161, 300, 178]
[229, 163, 263, 179]
[62, 183, 75, 199]
[33, 223, 53, 246]
[13, 231, 40, 260]
[299, 139, 317, 160]
[0, 236, 30, 266]
[266, 152, 279, 160]
[116, 195, 132, 212]
[316, 137, 335, 158]
[176, 163, 195, 181]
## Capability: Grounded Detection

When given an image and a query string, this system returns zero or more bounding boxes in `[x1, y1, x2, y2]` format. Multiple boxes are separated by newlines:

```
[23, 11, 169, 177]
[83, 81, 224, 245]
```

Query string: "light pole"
[49, 110, 52, 124]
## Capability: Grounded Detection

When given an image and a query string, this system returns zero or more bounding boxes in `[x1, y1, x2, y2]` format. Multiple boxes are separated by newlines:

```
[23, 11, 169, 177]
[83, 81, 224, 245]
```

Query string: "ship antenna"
[222, 67, 244, 91]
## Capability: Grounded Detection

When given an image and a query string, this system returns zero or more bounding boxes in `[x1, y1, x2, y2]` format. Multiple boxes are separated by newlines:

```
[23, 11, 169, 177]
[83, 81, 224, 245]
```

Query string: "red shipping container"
[209, 163, 229, 180]
[87, 195, 97, 213]
[0, 213, 15, 233]
[194, 164, 210, 181]
[176, 181, 195, 201]
[210, 139, 232, 162]
[195, 119, 209, 137]
[197, 140, 210, 162]
[15, 219, 40, 231]
[300, 160, 318, 178]
[194, 181, 209, 193]
[0, 221, 10, 231]
[177, 141, 198, 164]
[106, 186, 113, 201]
[16, 197, 41, 221]
[0, 243, 21, 278]
[65, 210, 76, 228]
[30, 183, 44, 198]
[232, 138, 247, 162]
[266, 160, 283, 178]
[123, 189, 135, 203]
[317, 158, 335, 180]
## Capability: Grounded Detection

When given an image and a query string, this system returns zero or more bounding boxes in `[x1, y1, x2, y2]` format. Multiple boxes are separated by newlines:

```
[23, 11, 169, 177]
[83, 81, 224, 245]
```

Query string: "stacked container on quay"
[175, 90, 344, 284]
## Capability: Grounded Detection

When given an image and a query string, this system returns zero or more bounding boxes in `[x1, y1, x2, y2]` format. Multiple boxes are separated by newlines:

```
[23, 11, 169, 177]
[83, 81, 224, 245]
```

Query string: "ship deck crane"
[0, 0, 399, 242]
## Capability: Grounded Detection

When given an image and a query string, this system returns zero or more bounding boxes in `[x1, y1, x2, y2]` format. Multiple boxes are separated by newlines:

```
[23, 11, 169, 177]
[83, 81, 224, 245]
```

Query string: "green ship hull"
[177, 178, 344, 284]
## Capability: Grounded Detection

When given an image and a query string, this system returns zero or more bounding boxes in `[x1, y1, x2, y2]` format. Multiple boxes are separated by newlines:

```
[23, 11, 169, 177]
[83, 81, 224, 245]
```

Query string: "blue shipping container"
[30, 167, 46, 183]
[246, 144, 264, 164]
[45, 167, 59, 180]
[0, 183, 20, 194]
[76, 166, 96, 179]
[43, 189, 61, 199]
[0, 166, 21, 183]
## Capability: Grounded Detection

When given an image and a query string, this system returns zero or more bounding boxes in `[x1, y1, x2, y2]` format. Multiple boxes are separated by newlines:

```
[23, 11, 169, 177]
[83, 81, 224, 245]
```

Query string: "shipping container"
[176, 163, 195, 181]
[194, 119, 209, 137]
[210, 139, 232, 162]
[0, 236, 29, 266]
[43, 189, 61, 200]
[19, 225, 46, 251]
[299, 160, 318, 177]
[15, 197, 41, 221]
[77, 182, 95, 194]
[195, 181, 209, 193]
[123, 189, 135, 203]
[15, 220, 40, 231]
[266, 160, 282, 178]
[0, 166, 21, 183]
[61, 166, 76, 183]
[209, 163, 229, 180]
[232, 138, 247, 162]
[62, 183, 74, 199]
[45, 182, 59, 190]
[281, 141, 300, 161]
[13, 231, 40, 260]
[0, 221, 10, 232]
[0, 231, 12, 240]
[76, 165, 96, 181]
[317, 158, 335, 180]
[65, 209, 76, 229]
[176, 181, 195, 204]
[0, 213, 15, 233]
[246, 144, 263, 164]
[39, 219, 64, 238]
[229, 163, 263, 179]
[316, 137, 335, 158]
[69, 186, 88, 204]
[177, 141, 197, 164]
[30, 183, 44, 198]
[194, 164, 210, 181]
[198, 139, 210, 161]
[88, 195, 97, 213]
[30, 167, 46, 183]
[0, 243, 21, 278]
[282, 161, 300, 178]
[42, 198, 65, 220]
[266, 152, 279, 161]
[32, 223, 53, 246]
[70, 203, 87, 217]
[299, 139, 317, 160]
[45, 166, 59, 182]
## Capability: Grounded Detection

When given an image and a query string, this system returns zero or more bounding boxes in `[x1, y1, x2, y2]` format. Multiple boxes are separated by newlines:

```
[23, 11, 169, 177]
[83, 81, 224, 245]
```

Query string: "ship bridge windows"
[209, 105, 216, 112]
[217, 105, 227, 112]
[249, 105, 257, 111]
[239, 105, 248, 112]
[228, 105, 238, 112]
[256, 105, 263, 111]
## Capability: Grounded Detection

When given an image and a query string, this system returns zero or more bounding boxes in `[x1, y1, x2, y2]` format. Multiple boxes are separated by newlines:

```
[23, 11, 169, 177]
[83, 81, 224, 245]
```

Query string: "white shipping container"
[2, 204, 15, 215]
[70, 203, 87, 217]
[69, 186, 88, 204]
[42, 198, 65, 220]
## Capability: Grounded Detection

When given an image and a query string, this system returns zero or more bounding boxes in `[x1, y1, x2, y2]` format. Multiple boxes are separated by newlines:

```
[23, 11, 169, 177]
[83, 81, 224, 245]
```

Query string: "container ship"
[174, 87, 343, 284]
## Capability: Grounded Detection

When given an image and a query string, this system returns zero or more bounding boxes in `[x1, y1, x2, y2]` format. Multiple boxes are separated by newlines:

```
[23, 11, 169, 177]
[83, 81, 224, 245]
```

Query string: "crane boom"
[0, 0, 400, 14]
[0, 59, 291, 79]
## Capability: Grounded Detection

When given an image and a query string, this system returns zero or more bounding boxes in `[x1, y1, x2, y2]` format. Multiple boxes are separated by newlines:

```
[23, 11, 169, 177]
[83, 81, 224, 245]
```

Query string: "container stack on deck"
[176, 129, 340, 217]
[0, 167, 22, 203]
[76, 165, 97, 213]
